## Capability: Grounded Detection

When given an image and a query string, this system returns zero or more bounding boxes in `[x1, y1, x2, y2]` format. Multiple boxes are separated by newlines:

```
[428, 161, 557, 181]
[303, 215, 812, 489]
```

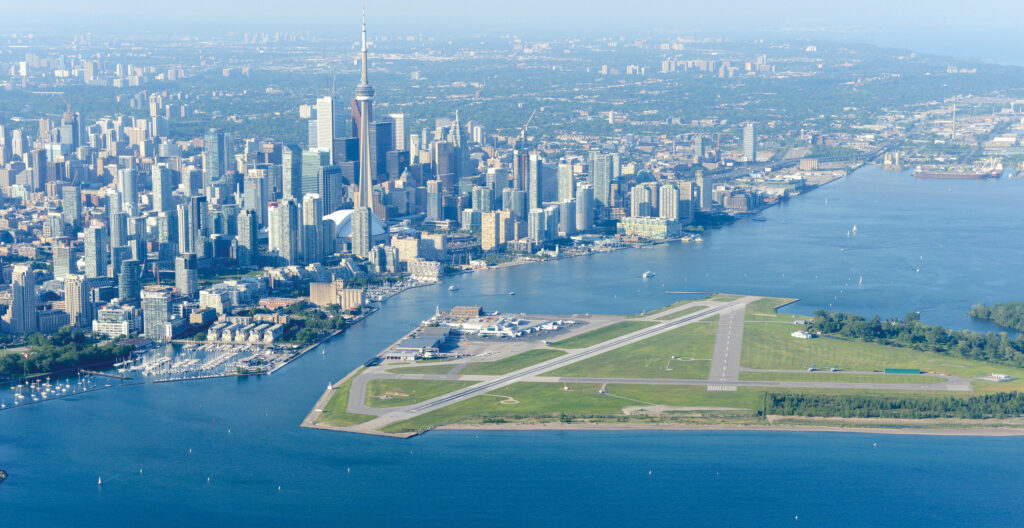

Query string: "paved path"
[707, 304, 745, 391]
[353, 298, 756, 431]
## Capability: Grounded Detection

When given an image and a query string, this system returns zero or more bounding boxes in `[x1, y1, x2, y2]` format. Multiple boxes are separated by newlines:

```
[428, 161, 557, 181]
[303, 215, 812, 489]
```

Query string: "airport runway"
[707, 305, 745, 391]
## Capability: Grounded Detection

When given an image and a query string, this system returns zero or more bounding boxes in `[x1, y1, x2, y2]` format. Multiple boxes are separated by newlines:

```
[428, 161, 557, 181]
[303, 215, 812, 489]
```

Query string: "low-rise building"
[617, 216, 682, 239]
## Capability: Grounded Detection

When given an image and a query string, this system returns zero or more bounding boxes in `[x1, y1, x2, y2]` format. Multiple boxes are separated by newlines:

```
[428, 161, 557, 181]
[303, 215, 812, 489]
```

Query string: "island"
[303, 295, 1024, 437]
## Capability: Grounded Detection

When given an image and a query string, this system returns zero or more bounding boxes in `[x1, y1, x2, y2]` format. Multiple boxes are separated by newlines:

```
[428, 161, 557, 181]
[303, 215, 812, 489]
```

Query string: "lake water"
[2, 166, 1023, 526]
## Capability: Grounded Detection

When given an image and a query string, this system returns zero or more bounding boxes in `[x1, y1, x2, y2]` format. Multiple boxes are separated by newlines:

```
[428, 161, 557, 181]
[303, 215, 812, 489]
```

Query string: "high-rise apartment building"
[236, 209, 257, 267]
[5, 265, 36, 334]
[64, 274, 90, 328]
[302, 193, 324, 264]
[141, 289, 170, 341]
[203, 128, 225, 189]
[175, 254, 198, 298]
[84, 225, 108, 278]
[557, 162, 575, 202]
[743, 123, 757, 163]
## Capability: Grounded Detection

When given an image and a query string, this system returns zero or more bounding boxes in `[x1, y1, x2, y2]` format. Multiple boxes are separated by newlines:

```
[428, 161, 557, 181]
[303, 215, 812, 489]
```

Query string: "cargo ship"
[913, 165, 1000, 180]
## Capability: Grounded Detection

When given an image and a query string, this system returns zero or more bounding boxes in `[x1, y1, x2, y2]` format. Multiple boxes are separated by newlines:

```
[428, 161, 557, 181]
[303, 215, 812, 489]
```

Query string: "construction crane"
[30, 91, 71, 112]
[520, 110, 537, 142]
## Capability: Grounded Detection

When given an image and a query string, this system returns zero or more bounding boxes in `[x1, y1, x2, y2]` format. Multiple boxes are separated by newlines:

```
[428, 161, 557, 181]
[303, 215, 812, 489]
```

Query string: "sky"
[5, 0, 1024, 64]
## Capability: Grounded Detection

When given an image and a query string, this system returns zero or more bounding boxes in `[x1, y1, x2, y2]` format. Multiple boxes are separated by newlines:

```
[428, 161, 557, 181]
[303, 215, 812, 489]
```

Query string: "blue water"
[2, 166, 1024, 526]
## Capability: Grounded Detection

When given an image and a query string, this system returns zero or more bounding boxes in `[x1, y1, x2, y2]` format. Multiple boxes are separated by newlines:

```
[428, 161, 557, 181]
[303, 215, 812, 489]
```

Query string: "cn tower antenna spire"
[360, 6, 369, 85]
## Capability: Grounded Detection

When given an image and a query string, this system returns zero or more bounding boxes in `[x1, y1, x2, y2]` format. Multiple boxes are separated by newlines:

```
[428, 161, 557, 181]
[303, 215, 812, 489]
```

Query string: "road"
[707, 305, 745, 391]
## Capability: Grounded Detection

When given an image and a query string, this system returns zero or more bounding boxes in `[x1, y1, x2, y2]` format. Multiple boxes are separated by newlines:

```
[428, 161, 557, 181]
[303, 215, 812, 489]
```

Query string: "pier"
[80, 370, 132, 380]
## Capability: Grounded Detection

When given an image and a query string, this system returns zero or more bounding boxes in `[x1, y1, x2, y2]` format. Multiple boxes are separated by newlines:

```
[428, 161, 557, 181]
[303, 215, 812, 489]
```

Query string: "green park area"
[461, 349, 566, 375]
[549, 318, 718, 380]
[552, 321, 656, 349]
[742, 312, 1024, 381]
[365, 379, 474, 408]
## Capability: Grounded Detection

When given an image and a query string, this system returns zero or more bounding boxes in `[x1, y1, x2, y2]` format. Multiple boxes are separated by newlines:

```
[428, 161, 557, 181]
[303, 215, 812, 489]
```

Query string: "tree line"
[0, 327, 132, 379]
[765, 392, 1024, 420]
[809, 310, 1024, 367]
[968, 302, 1024, 332]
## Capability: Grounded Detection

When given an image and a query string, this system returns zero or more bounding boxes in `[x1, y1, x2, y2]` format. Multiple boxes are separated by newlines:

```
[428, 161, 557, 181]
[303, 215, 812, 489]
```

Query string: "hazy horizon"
[4, 1, 1024, 65]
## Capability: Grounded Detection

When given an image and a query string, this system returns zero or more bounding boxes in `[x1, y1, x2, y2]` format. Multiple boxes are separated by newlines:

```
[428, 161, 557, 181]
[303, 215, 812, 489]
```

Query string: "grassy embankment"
[318, 368, 375, 427]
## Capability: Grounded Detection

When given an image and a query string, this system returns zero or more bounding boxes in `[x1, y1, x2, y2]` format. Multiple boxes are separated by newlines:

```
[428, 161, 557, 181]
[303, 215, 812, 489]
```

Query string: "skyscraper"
[236, 209, 257, 267]
[316, 96, 336, 160]
[301, 149, 330, 197]
[317, 165, 344, 215]
[558, 200, 576, 237]
[243, 173, 268, 226]
[528, 153, 543, 210]
[697, 172, 713, 212]
[118, 259, 141, 302]
[64, 274, 90, 328]
[268, 199, 300, 265]
[5, 265, 36, 334]
[351, 8, 375, 259]
[388, 113, 406, 151]
[141, 289, 170, 341]
[302, 193, 324, 264]
[575, 184, 594, 232]
[281, 144, 303, 201]
[117, 168, 138, 213]
[152, 165, 174, 213]
[84, 225, 108, 279]
[630, 184, 654, 217]
[658, 184, 680, 221]
[743, 123, 757, 163]
[590, 152, 612, 210]
[62, 185, 81, 231]
[557, 162, 575, 202]
[176, 195, 208, 257]
[174, 254, 198, 298]
[109, 211, 128, 249]
[528, 208, 546, 243]
[350, 207, 371, 259]
[53, 243, 73, 279]
[426, 179, 442, 222]
[203, 128, 225, 189]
